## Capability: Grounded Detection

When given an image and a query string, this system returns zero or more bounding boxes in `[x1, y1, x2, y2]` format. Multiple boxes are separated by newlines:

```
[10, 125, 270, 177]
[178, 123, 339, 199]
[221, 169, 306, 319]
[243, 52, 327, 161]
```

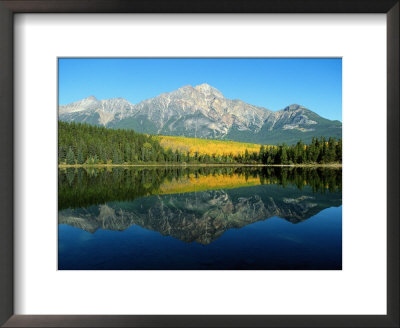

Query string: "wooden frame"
[0, 0, 398, 327]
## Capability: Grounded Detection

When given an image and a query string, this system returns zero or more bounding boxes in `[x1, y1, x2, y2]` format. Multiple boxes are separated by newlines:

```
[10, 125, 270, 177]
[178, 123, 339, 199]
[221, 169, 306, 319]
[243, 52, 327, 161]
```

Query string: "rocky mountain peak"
[59, 95, 100, 114]
[168, 85, 195, 97]
[283, 104, 303, 112]
[194, 83, 224, 98]
[169, 83, 224, 101]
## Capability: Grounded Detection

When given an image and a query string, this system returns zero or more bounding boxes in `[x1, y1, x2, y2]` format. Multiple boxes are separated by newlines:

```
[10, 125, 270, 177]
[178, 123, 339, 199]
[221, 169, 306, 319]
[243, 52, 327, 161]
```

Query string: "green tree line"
[59, 166, 341, 210]
[59, 121, 342, 165]
[258, 137, 342, 165]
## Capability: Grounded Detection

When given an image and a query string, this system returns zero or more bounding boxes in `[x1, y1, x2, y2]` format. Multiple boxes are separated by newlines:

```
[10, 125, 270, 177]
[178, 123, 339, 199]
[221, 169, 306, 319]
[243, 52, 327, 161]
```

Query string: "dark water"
[58, 166, 342, 270]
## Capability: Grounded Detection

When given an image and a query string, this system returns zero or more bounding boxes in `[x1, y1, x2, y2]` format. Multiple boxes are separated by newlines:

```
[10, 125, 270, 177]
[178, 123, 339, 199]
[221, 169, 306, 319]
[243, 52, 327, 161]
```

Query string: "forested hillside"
[58, 121, 342, 165]
[58, 121, 166, 165]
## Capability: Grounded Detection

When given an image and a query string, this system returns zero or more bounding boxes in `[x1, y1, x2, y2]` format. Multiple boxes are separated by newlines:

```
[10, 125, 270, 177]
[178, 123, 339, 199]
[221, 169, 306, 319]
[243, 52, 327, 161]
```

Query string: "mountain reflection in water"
[58, 167, 342, 270]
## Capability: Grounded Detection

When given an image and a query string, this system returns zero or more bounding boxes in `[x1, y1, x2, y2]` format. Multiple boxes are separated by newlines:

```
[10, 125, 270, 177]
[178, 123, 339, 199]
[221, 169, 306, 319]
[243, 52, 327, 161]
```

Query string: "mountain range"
[59, 83, 342, 145]
[59, 185, 341, 245]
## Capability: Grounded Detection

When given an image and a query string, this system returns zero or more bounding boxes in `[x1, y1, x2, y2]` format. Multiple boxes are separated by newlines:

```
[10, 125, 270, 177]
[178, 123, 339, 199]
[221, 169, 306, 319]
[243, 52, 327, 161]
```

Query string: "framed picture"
[0, 0, 398, 327]
[57, 57, 343, 271]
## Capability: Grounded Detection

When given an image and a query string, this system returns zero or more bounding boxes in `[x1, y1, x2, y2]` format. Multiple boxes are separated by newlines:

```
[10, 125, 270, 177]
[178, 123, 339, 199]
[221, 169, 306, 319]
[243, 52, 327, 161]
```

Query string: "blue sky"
[58, 58, 342, 121]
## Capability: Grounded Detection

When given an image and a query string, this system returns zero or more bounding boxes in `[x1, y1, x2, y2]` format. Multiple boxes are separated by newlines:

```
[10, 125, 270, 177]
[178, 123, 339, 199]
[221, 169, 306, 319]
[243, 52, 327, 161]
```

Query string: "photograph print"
[58, 58, 342, 270]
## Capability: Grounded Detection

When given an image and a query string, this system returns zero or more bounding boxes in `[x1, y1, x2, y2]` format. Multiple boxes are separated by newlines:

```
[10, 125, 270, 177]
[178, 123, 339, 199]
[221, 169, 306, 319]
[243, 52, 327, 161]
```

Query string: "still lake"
[58, 166, 342, 270]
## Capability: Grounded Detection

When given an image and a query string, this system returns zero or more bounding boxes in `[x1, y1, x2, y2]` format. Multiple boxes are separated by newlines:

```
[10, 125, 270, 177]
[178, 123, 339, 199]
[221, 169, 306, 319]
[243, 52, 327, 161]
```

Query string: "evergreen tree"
[336, 139, 342, 162]
[143, 142, 152, 161]
[66, 147, 75, 165]
[327, 137, 337, 162]
[259, 145, 265, 163]
[112, 149, 121, 164]
[281, 145, 288, 164]
[77, 150, 84, 165]
[244, 149, 250, 163]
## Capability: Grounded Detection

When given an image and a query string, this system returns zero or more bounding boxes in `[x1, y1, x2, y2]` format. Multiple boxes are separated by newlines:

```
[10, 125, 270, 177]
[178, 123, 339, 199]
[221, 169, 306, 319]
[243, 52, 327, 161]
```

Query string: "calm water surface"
[58, 166, 342, 270]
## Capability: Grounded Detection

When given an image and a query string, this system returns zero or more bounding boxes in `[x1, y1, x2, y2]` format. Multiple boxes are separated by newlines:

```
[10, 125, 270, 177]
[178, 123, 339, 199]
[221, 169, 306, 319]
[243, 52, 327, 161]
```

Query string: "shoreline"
[58, 163, 342, 168]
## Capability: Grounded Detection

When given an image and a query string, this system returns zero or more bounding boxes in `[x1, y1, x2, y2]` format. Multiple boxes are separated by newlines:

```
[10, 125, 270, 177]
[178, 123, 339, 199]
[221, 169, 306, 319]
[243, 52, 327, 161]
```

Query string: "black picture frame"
[0, 0, 398, 327]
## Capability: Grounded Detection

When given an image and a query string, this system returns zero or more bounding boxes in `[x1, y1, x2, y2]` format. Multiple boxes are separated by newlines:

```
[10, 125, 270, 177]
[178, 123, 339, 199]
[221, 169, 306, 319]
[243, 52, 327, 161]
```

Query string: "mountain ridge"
[59, 184, 342, 244]
[59, 83, 341, 145]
